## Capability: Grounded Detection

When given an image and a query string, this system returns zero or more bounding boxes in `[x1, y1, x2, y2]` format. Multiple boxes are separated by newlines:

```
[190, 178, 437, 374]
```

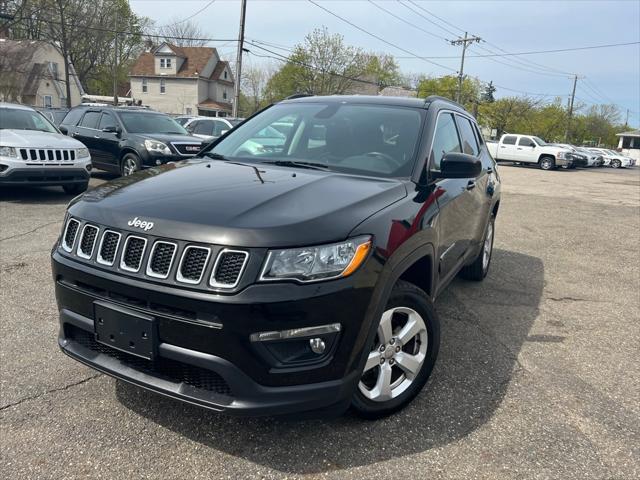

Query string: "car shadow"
[115, 248, 543, 474]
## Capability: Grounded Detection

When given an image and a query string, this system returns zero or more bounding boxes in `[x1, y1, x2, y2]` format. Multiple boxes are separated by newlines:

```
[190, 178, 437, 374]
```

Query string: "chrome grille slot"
[62, 218, 80, 252]
[210, 250, 248, 288]
[97, 230, 121, 266]
[177, 246, 210, 284]
[120, 236, 147, 272]
[77, 224, 99, 259]
[146, 241, 177, 279]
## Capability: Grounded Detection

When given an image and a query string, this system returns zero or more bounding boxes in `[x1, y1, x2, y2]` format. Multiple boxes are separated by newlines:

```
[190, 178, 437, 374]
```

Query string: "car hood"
[0, 129, 84, 149]
[69, 160, 407, 247]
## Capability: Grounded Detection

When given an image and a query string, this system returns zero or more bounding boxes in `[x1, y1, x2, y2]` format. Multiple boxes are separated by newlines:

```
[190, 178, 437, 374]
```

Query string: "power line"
[307, 0, 457, 73]
[399, 0, 459, 38]
[154, 0, 217, 29]
[366, 0, 447, 42]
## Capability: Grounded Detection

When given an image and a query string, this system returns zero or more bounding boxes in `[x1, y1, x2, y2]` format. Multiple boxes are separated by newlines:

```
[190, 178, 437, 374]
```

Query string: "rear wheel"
[460, 213, 495, 281]
[121, 153, 141, 176]
[352, 281, 440, 419]
[62, 182, 88, 195]
[539, 156, 555, 170]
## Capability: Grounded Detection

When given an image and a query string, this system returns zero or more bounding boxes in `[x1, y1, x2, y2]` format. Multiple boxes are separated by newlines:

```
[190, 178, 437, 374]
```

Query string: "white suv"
[0, 103, 92, 194]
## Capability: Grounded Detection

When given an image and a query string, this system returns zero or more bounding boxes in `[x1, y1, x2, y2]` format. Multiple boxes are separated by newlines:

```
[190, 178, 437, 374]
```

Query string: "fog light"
[155, 159, 162, 165]
[309, 337, 326, 355]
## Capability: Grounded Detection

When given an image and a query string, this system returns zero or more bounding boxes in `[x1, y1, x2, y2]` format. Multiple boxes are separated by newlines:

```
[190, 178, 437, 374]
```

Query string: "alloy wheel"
[483, 221, 494, 271]
[123, 157, 138, 176]
[358, 307, 428, 402]
[541, 158, 552, 170]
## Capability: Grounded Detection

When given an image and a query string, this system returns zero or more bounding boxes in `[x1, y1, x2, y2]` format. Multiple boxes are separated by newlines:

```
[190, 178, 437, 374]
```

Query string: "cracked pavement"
[1, 166, 639, 479]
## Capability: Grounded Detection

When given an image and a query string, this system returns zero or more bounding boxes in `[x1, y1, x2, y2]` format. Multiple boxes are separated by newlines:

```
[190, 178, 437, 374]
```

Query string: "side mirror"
[530, 143, 536, 148]
[102, 125, 120, 134]
[435, 152, 482, 179]
[220, 129, 229, 135]
[59, 126, 68, 135]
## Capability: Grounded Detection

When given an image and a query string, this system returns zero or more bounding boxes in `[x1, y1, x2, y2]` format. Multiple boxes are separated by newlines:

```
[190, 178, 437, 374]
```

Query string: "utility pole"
[625, 109, 629, 127]
[564, 74, 578, 141]
[113, 8, 119, 106]
[233, 0, 247, 118]
[450, 32, 481, 104]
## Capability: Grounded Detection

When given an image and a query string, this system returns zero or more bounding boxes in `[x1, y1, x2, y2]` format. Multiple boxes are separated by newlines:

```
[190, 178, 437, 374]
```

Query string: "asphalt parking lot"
[1, 165, 639, 479]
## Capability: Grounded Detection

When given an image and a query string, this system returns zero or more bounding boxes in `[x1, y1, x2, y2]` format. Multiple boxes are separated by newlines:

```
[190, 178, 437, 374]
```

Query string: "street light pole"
[232, 0, 247, 117]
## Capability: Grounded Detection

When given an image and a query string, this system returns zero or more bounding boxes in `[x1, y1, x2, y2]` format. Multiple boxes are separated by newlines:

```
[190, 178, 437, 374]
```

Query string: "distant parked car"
[173, 115, 197, 126]
[487, 134, 573, 170]
[588, 148, 634, 168]
[59, 106, 204, 176]
[36, 107, 70, 126]
[0, 102, 91, 193]
[552, 144, 587, 168]
[574, 147, 603, 167]
[184, 117, 243, 141]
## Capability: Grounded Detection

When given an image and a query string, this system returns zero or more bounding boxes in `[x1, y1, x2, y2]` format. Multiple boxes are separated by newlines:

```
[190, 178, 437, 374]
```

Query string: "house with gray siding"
[129, 43, 234, 117]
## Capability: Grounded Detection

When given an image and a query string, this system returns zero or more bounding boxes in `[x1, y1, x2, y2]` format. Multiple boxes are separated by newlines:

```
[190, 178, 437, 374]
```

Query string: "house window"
[224, 70, 228, 80]
[48, 62, 58, 80]
[160, 58, 165, 68]
[186, 107, 192, 115]
[223, 89, 227, 100]
[160, 78, 166, 94]
[43, 95, 52, 108]
[166, 58, 172, 68]
[160, 58, 172, 68]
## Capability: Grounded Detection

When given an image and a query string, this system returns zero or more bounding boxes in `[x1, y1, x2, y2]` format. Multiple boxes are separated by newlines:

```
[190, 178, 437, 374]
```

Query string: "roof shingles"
[130, 44, 220, 78]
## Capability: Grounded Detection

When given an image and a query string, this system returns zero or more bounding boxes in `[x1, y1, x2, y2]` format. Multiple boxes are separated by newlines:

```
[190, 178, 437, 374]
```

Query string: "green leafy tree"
[416, 75, 481, 111]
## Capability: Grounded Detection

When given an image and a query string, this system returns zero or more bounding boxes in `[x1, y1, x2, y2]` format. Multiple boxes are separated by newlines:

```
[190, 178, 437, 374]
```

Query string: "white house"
[616, 129, 640, 161]
[0, 39, 84, 107]
[129, 43, 235, 117]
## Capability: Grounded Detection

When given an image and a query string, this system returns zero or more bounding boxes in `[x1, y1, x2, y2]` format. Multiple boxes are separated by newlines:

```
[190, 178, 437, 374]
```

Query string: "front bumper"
[0, 167, 90, 186]
[52, 251, 376, 416]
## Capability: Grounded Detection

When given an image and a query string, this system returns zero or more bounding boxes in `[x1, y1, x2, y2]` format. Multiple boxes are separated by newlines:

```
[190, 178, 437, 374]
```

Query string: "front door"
[498, 135, 519, 161]
[516, 136, 537, 163]
[94, 112, 121, 169]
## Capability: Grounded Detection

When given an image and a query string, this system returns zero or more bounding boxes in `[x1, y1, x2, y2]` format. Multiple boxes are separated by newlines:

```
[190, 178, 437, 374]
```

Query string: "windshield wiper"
[260, 160, 330, 171]
[203, 152, 227, 160]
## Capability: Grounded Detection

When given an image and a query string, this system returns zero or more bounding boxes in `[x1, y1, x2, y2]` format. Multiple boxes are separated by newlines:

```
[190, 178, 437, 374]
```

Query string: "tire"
[611, 159, 622, 169]
[351, 280, 440, 419]
[539, 156, 555, 170]
[121, 153, 142, 176]
[460, 214, 495, 281]
[62, 182, 88, 195]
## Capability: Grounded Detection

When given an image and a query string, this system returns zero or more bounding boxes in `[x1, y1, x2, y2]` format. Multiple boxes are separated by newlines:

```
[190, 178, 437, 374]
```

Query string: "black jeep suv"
[59, 107, 204, 176]
[52, 95, 501, 418]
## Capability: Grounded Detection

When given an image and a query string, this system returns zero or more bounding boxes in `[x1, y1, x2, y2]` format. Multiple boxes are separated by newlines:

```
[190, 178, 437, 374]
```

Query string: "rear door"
[74, 110, 102, 160]
[497, 135, 518, 161]
[430, 111, 476, 281]
[516, 136, 537, 163]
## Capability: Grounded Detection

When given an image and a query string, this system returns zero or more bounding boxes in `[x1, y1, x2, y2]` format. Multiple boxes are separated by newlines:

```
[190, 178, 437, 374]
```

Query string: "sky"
[130, 0, 640, 127]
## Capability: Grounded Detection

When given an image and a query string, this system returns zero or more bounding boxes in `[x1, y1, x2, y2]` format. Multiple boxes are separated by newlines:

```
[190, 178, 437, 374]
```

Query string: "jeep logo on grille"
[127, 217, 154, 231]
[185, 145, 200, 152]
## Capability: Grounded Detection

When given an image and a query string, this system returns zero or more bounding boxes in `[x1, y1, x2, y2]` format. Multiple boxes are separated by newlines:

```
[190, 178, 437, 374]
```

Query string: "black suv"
[52, 95, 500, 418]
[59, 107, 204, 176]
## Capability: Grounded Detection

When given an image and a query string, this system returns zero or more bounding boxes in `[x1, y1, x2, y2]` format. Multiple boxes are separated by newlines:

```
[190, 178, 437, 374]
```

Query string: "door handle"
[94, 135, 101, 139]
[466, 180, 476, 190]
[517, 147, 523, 150]
[500, 146, 506, 149]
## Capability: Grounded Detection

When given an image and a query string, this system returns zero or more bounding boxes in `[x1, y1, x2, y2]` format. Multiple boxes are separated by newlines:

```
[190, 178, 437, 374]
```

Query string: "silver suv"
[0, 103, 92, 194]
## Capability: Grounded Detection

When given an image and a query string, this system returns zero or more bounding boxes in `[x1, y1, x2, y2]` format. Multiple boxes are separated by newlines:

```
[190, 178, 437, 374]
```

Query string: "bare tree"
[0, 40, 36, 101]
[158, 18, 207, 47]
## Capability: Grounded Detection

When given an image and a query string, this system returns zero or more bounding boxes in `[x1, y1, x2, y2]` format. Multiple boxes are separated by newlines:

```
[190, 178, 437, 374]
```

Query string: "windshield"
[227, 119, 243, 126]
[205, 103, 424, 178]
[0, 108, 58, 133]
[119, 112, 188, 134]
[532, 136, 548, 146]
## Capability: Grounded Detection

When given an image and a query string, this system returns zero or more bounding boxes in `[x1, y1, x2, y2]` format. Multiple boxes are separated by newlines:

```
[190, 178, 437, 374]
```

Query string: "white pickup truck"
[487, 134, 573, 170]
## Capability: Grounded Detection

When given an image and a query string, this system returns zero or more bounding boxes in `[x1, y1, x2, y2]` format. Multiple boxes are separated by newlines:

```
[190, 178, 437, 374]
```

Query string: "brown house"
[129, 42, 235, 117]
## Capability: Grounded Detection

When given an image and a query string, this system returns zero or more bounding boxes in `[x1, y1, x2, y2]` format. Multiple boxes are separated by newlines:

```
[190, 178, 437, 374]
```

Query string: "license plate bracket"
[94, 301, 156, 360]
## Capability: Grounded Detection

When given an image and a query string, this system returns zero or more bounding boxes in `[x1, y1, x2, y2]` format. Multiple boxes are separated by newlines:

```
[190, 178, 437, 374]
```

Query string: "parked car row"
[486, 133, 635, 170]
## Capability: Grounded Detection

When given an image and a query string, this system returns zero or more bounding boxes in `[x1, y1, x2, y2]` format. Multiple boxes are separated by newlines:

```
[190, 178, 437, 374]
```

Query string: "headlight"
[76, 147, 89, 158]
[0, 146, 17, 157]
[144, 139, 171, 155]
[260, 236, 372, 282]
[557, 151, 567, 159]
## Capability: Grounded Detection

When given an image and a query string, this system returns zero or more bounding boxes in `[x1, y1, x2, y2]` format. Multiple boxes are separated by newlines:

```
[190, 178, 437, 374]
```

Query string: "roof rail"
[284, 93, 314, 100]
[423, 95, 465, 109]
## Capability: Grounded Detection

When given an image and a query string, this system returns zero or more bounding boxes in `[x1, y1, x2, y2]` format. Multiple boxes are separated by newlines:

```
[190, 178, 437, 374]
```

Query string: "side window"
[430, 112, 461, 171]
[473, 122, 484, 145]
[98, 113, 116, 130]
[80, 111, 101, 129]
[61, 108, 84, 126]
[212, 120, 228, 136]
[194, 121, 213, 136]
[502, 135, 517, 145]
[518, 137, 536, 147]
[456, 115, 479, 156]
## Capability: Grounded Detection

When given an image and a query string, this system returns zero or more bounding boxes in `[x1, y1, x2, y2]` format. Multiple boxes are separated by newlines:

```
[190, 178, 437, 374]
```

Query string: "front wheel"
[611, 159, 622, 169]
[121, 153, 142, 176]
[539, 156, 555, 170]
[352, 281, 440, 419]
